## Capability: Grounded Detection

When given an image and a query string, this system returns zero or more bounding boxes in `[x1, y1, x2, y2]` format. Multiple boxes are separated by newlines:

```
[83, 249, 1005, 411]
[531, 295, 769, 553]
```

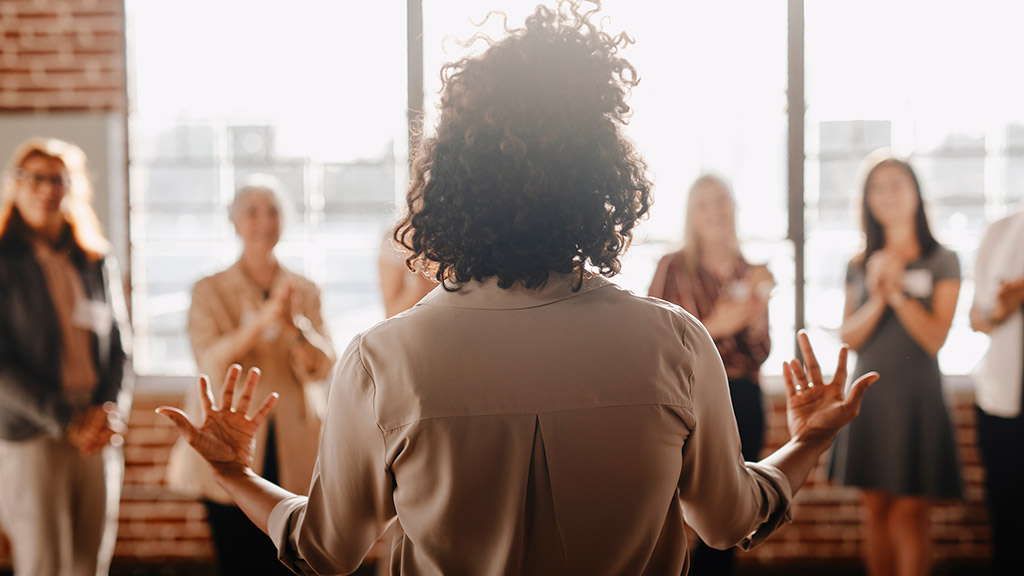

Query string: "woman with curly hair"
[158, 2, 877, 574]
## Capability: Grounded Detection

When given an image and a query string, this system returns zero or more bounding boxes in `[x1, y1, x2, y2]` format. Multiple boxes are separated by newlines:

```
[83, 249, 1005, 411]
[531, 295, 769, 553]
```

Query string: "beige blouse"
[167, 263, 334, 503]
[269, 274, 792, 575]
[31, 239, 98, 406]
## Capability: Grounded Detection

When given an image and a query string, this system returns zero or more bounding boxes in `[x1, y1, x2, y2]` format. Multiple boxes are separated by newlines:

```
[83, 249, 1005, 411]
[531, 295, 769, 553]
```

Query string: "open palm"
[782, 331, 879, 440]
[157, 365, 278, 470]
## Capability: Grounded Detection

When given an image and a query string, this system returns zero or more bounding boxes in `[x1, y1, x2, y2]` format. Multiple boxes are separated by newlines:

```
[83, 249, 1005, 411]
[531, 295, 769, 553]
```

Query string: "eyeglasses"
[13, 168, 70, 189]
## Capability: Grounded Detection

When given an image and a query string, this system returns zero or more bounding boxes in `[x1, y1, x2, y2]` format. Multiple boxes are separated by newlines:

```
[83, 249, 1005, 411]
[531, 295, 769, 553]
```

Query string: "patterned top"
[649, 252, 771, 382]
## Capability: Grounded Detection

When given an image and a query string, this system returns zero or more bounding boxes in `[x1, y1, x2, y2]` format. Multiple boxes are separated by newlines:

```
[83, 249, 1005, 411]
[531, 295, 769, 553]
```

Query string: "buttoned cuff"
[738, 462, 795, 550]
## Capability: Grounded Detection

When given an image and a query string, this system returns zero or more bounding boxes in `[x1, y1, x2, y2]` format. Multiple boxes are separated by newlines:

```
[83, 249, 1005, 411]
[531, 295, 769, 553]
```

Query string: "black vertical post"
[788, 0, 806, 347]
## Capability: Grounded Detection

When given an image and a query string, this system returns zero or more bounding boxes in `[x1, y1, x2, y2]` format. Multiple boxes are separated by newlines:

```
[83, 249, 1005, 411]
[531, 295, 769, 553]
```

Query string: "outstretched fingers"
[250, 393, 279, 427]
[830, 345, 849, 387]
[235, 367, 261, 414]
[788, 357, 809, 390]
[795, 330, 823, 386]
[155, 407, 199, 443]
[198, 375, 214, 419]
[782, 361, 798, 397]
[220, 364, 242, 412]
[843, 371, 880, 411]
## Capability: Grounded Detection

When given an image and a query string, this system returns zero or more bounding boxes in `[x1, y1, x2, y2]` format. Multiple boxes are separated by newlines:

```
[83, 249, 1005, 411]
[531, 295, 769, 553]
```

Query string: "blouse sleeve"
[92, 257, 130, 405]
[188, 277, 235, 380]
[648, 254, 674, 300]
[295, 282, 335, 382]
[0, 335, 73, 437]
[933, 247, 961, 282]
[675, 318, 792, 549]
[0, 258, 71, 436]
[269, 336, 394, 575]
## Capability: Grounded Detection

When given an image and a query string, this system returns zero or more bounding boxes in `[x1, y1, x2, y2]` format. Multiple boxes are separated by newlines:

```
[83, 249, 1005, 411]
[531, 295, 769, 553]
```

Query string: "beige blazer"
[167, 263, 334, 503]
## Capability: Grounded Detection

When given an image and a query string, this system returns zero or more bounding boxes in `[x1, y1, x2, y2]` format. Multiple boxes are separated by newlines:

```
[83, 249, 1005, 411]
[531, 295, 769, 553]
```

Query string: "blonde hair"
[0, 137, 109, 260]
[680, 173, 741, 272]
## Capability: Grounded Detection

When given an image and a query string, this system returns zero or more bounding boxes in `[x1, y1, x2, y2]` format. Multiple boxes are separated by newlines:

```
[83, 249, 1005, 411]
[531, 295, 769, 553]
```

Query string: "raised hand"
[156, 365, 278, 473]
[782, 331, 880, 441]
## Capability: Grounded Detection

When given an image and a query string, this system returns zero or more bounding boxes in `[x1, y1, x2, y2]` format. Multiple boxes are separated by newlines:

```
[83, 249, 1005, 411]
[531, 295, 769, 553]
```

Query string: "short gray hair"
[228, 174, 292, 227]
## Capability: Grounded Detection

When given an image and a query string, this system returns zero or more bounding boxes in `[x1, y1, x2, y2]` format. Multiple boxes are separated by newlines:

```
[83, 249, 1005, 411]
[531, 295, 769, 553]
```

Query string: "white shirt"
[269, 274, 792, 575]
[973, 208, 1024, 417]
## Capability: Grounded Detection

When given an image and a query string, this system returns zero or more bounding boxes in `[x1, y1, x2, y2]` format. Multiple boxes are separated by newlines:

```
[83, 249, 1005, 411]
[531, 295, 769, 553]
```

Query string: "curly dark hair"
[395, 0, 652, 291]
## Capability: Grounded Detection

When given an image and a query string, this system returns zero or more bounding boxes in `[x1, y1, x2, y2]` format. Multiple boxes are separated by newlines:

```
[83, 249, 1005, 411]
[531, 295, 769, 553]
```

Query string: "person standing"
[165, 176, 334, 576]
[649, 174, 774, 575]
[969, 207, 1024, 575]
[0, 137, 131, 576]
[832, 151, 962, 576]
[158, 3, 879, 573]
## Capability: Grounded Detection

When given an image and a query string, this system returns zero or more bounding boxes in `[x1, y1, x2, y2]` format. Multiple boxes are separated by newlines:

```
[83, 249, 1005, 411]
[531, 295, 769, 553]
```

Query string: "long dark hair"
[395, 0, 651, 291]
[860, 155, 939, 262]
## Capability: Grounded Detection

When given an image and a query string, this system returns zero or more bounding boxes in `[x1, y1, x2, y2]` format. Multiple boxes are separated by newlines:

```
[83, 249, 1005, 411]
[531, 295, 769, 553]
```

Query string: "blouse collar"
[418, 272, 612, 310]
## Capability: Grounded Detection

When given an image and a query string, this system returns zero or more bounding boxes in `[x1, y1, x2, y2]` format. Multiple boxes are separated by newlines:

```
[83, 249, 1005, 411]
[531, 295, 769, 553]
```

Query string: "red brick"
[0, 0, 124, 112]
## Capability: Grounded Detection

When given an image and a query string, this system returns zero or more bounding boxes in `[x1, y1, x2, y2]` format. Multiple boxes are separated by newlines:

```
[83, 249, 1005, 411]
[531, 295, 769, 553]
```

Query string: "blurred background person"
[0, 137, 131, 576]
[166, 175, 335, 576]
[378, 231, 437, 318]
[832, 151, 961, 576]
[970, 206, 1024, 576]
[648, 174, 774, 576]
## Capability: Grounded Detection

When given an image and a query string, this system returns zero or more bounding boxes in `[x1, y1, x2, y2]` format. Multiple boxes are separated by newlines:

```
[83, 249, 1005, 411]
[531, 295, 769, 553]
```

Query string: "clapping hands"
[866, 251, 906, 306]
[993, 277, 1024, 322]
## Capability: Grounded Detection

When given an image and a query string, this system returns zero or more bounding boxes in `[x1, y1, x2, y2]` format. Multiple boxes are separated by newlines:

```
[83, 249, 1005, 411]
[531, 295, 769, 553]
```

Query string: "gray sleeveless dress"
[831, 246, 963, 498]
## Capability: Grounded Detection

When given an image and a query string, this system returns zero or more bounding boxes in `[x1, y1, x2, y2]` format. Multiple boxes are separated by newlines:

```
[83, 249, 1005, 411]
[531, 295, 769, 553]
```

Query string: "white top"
[269, 274, 793, 575]
[972, 208, 1024, 417]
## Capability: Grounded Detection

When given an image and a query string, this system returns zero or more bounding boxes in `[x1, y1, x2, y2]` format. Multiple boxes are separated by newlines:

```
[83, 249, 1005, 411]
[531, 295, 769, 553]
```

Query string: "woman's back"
[270, 275, 794, 575]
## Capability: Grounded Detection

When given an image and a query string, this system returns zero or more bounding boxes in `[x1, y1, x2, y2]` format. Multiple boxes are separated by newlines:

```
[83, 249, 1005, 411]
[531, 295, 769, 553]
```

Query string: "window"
[127, 0, 407, 376]
[423, 0, 793, 371]
[126, 1, 1024, 381]
[804, 0, 1024, 374]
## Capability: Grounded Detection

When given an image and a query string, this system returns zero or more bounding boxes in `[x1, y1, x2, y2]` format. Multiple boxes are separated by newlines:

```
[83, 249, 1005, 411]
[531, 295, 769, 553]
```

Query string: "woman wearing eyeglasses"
[0, 137, 131, 576]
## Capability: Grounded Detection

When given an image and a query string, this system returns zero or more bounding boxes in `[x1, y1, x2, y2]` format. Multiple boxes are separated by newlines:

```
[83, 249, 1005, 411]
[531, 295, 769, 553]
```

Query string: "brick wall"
[115, 395, 214, 562]
[737, 389, 989, 569]
[0, 389, 991, 571]
[0, 0, 126, 112]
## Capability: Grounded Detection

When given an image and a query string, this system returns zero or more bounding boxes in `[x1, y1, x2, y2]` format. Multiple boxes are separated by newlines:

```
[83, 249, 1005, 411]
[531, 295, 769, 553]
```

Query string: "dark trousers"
[976, 405, 1024, 576]
[689, 377, 766, 576]
[203, 419, 293, 576]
